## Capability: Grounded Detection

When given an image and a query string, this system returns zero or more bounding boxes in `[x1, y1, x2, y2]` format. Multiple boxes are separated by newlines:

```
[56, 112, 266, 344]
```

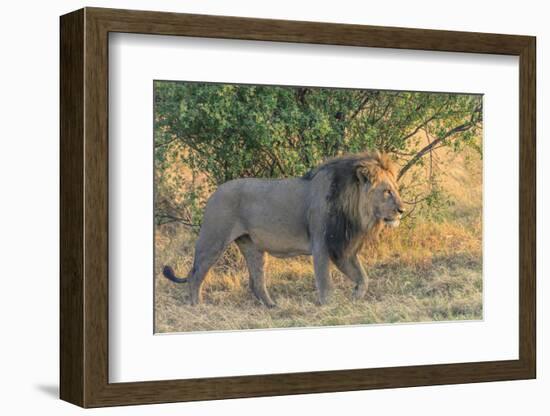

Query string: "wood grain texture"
[59, 7, 537, 408]
[89, 7, 531, 55]
[518, 38, 536, 376]
[59, 8, 84, 407]
[83, 10, 110, 406]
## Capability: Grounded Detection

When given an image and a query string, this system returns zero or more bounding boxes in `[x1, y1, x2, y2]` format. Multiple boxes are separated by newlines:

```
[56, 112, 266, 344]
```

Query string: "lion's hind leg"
[235, 235, 276, 308]
[189, 231, 234, 305]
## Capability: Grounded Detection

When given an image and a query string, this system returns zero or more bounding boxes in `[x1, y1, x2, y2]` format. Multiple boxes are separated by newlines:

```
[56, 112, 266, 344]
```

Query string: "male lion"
[163, 152, 405, 307]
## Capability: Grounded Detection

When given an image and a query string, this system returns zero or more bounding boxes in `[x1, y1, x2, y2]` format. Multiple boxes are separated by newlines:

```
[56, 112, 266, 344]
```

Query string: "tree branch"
[154, 136, 179, 148]
[397, 121, 476, 181]
[156, 213, 200, 228]
[296, 87, 309, 105]
[400, 194, 430, 220]
[349, 92, 372, 121]
[261, 147, 287, 176]
[371, 94, 398, 125]
[396, 98, 454, 146]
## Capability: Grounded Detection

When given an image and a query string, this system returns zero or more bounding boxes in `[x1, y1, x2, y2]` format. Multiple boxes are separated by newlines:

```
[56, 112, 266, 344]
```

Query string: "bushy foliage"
[154, 81, 482, 225]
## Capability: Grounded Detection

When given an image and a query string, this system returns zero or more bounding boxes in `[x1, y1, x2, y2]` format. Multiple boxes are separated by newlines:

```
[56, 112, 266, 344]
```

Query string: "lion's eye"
[384, 189, 392, 197]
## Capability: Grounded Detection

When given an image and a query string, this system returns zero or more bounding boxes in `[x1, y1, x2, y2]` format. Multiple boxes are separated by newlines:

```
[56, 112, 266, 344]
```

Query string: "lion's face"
[370, 175, 405, 228]
[357, 158, 405, 229]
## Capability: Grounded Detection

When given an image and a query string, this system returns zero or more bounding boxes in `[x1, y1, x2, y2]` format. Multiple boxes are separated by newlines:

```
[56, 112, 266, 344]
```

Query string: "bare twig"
[401, 194, 430, 220]
[156, 213, 200, 228]
[370, 95, 396, 125]
[396, 98, 447, 143]
[397, 120, 477, 181]
[349, 91, 372, 121]
[154, 136, 179, 148]
[262, 148, 287, 176]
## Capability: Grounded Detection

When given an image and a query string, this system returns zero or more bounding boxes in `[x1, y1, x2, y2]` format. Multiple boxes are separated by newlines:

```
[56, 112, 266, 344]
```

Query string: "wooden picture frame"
[60, 7, 536, 408]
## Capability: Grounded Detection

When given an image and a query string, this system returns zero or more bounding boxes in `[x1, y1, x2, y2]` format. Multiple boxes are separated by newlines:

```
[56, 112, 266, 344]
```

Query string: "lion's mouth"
[383, 217, 401, 228]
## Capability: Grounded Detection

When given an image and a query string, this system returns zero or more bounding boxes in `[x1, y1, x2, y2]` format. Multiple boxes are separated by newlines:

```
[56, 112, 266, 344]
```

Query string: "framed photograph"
[60, 7, 536, 407]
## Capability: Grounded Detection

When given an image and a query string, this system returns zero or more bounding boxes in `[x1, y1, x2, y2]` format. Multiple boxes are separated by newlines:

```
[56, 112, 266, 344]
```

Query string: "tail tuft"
[162, 265, 189, 283]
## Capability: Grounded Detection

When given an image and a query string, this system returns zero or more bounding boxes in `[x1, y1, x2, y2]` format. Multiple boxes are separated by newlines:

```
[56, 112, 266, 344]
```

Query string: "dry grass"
[154, 220, 482, 332]
[154, 146, 482, 333]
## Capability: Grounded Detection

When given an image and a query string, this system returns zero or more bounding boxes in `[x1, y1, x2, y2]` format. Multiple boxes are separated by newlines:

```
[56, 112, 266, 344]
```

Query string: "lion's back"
[204, 177, 312, 254]
[221, 176, 309, 221]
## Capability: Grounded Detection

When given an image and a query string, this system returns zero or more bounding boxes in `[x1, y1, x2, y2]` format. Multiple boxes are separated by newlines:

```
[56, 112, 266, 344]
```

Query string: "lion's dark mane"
[303, 154, 378, 262]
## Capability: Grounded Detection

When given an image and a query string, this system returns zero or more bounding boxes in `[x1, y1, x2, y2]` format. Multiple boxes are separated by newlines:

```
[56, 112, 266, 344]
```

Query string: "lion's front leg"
[334, 255, 368, 300]
[312, 244, 333, 305]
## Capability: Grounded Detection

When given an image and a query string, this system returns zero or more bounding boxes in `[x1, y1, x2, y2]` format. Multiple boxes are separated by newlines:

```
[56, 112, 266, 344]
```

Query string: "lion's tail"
[162, 265, 189, 283]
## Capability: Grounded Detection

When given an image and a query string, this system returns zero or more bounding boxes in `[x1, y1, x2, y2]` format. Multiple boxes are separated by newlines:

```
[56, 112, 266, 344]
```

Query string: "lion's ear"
[382, 154, 400, 180]
[387, 160, 399, 180]
[356, 161, 381, 184]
